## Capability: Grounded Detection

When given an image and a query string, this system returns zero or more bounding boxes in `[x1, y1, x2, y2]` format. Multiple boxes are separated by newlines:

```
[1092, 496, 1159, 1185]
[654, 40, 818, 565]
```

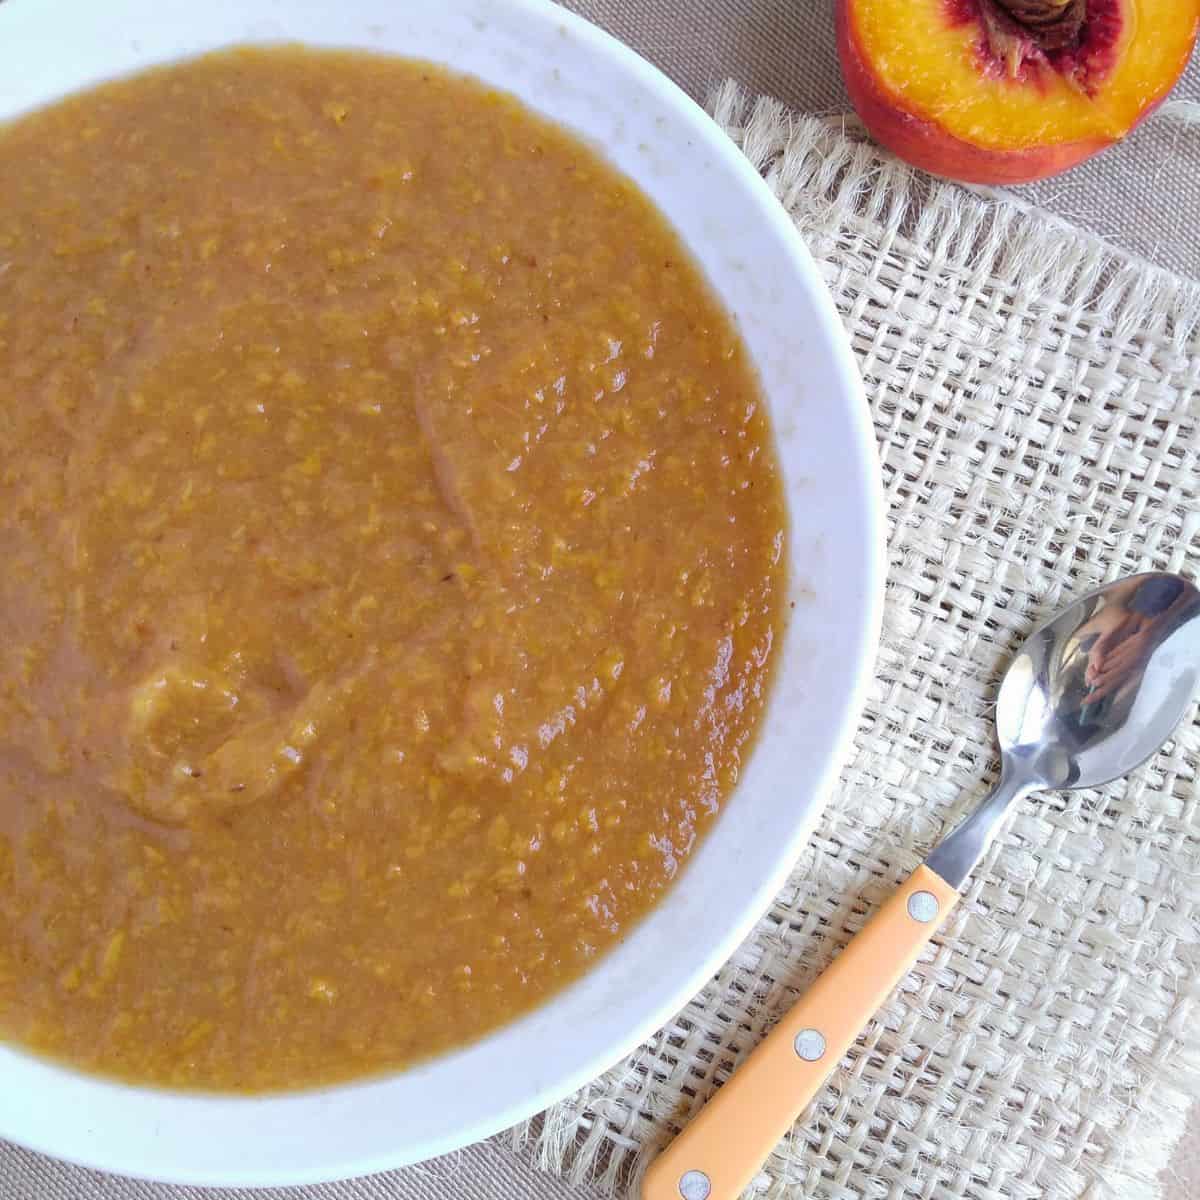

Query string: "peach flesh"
[838, 0, 1199, 184]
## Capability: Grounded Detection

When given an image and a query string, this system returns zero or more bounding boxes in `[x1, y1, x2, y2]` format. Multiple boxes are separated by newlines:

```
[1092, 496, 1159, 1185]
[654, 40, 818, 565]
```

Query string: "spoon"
[643, 571, 1200, 1200]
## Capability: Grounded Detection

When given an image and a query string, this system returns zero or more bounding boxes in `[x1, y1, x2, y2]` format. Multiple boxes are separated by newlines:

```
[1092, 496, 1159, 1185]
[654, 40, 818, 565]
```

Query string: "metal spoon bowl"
[929, 571, 1200, 887]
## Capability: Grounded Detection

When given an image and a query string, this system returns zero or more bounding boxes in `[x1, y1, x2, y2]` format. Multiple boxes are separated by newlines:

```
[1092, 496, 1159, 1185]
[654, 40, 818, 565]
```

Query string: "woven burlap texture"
[523, 87, 1200, 1200]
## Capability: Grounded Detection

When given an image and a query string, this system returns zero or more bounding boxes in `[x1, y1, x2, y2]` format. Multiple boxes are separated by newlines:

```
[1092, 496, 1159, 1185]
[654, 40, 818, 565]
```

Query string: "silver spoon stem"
[925, 770, 1039, 890]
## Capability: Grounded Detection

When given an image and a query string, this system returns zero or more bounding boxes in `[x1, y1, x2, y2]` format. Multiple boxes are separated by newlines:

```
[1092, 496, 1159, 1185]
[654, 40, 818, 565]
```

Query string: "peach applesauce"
[0, 48, 786, 1089]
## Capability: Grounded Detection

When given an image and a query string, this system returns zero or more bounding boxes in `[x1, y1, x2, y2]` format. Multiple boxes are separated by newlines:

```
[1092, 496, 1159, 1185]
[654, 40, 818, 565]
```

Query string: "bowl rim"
[0, 0, 885, 1185]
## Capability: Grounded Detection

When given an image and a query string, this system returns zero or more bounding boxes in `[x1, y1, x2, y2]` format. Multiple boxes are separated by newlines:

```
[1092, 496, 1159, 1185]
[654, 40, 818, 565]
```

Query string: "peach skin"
[837, 0, 1200, 184]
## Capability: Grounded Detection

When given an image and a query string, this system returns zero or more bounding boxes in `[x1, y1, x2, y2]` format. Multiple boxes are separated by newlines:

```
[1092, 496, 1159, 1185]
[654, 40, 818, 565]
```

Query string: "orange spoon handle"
[641, 865, 959, 1200]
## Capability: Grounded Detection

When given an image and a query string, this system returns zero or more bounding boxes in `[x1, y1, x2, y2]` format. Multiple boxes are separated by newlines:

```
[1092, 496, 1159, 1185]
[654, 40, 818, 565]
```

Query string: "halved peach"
[837, 0, 1200, 184]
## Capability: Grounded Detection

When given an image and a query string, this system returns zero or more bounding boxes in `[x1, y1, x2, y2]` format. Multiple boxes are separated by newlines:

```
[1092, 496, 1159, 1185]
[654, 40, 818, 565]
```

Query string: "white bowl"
[0, 0, 883, 1185]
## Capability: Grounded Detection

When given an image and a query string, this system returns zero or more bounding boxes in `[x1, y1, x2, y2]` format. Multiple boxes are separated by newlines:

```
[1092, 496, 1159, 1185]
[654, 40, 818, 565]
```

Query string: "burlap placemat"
[521, 88, 1200, 1200]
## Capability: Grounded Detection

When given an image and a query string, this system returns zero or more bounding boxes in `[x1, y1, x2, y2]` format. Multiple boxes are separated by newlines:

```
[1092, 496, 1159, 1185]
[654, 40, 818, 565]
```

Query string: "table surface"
[1, 2, 1196, 1198]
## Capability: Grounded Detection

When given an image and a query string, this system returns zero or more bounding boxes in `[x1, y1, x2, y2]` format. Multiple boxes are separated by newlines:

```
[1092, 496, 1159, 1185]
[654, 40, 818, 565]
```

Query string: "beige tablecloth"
[2, 3, 1198, 1198]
